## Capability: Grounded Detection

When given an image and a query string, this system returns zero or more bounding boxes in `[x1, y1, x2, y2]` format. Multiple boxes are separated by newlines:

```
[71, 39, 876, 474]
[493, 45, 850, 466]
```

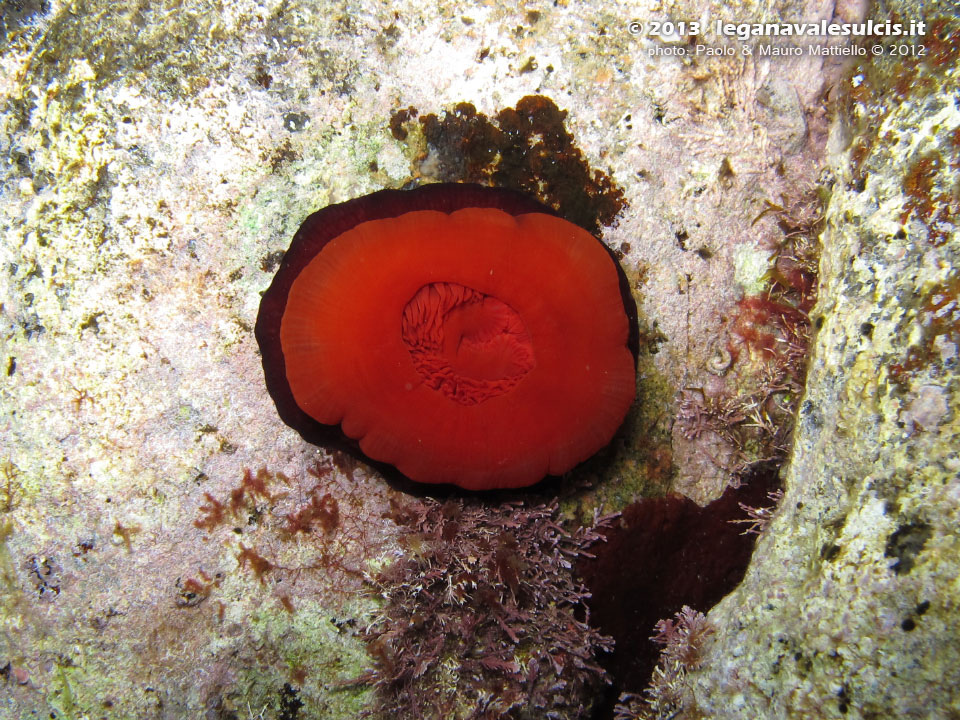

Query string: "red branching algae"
[365, 498, 614, 719]
[733, 196, 820, 370]
[613, 606, 715, 720]
[175, 571, 219, 608]
[195, 467, 289, 531]
[681, 194, 822, 467]
[283, 487, 339, 536]
[193, 464, 385, 603]
[237, 543, 274, 582]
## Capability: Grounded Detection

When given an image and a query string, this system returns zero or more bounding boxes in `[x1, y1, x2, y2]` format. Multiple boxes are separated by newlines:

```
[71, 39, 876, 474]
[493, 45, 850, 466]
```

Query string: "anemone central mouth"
[401, 282, 536, 406]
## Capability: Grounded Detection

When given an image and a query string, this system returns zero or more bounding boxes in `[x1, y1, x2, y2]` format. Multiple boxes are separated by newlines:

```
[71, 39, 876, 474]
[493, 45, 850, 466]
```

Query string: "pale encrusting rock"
[675, 7, 960, 719]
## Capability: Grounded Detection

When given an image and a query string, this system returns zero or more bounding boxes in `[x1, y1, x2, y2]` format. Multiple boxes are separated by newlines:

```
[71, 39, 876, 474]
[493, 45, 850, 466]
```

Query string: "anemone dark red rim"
[255, 182, 639, 490]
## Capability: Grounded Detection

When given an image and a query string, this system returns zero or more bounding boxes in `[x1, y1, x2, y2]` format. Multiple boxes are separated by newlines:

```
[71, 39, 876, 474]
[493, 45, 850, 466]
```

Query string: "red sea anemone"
[255, 183, 637, 490]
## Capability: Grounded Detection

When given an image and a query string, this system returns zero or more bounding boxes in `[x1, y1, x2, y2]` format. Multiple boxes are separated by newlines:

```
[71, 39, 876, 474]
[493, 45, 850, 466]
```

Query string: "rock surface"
[2, 0, 954, 717]
[682, 8, 960, 720]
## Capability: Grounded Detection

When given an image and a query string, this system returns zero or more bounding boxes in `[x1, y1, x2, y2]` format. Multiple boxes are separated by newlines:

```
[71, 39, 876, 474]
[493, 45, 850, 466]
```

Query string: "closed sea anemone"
[255, 183, 638, 490]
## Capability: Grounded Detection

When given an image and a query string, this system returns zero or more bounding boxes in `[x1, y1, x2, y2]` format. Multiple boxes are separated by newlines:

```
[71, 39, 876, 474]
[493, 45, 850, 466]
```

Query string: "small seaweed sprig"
[364, 498, 614, 720]
[613, 606, 714, 720]
[731, 489, 785, 536]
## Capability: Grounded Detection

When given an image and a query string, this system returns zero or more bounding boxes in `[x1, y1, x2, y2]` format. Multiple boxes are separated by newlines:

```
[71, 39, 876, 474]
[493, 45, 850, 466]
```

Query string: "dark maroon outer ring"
[254, 182, 639, 482]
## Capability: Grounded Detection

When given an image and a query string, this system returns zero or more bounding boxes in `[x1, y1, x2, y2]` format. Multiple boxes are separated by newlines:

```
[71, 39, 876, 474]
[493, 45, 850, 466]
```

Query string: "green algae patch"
[24, 1, 232, 99]
[561, 358, 676, 520]
[230, 596, 376, 718]
[47, 663, 82, 720]
[733, 244, 774, 296]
